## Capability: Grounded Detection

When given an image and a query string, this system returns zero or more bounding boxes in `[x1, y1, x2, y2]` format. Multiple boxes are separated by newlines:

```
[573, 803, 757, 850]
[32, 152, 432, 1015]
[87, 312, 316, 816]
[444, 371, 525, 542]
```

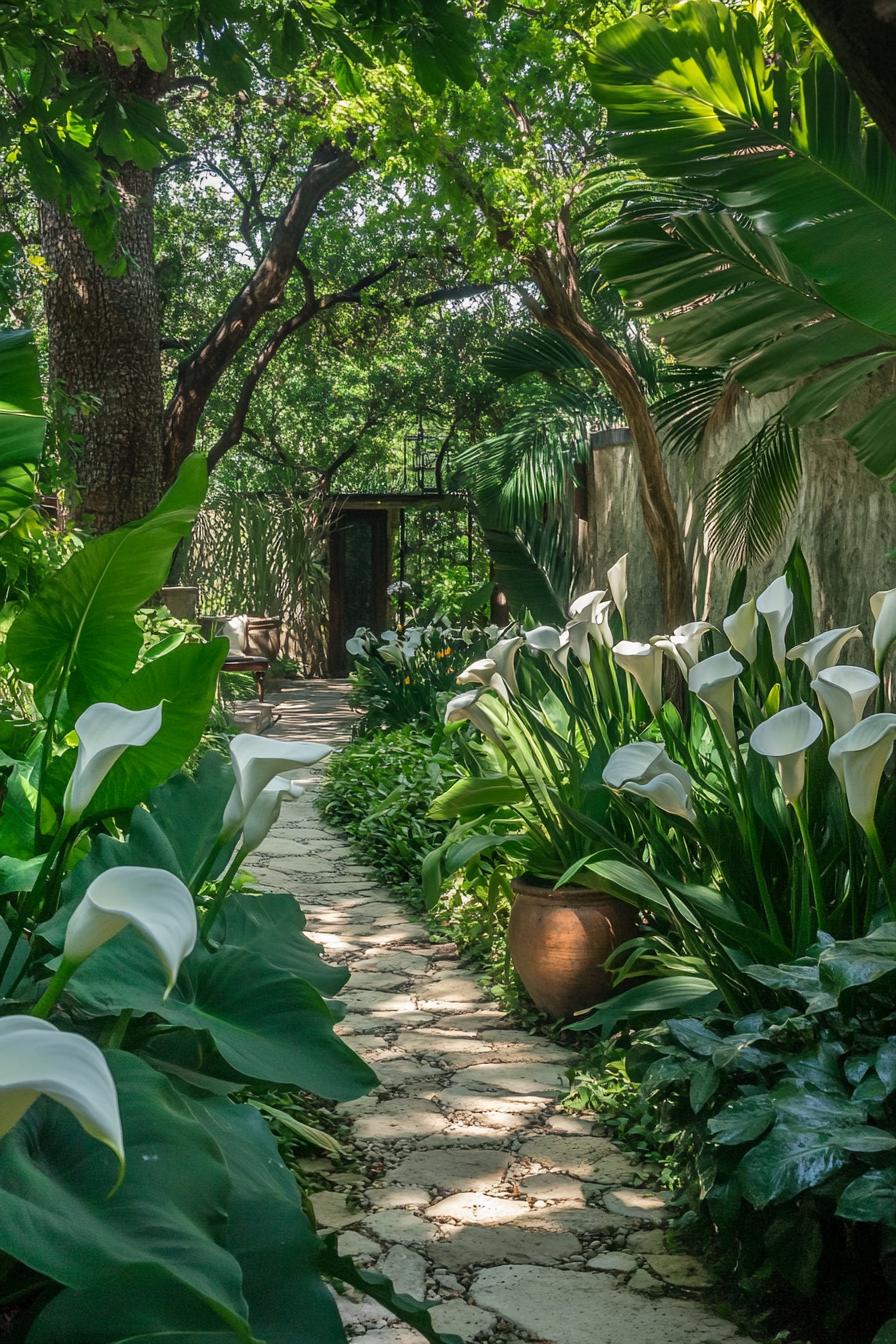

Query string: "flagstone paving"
[250, 683, 754, 1344]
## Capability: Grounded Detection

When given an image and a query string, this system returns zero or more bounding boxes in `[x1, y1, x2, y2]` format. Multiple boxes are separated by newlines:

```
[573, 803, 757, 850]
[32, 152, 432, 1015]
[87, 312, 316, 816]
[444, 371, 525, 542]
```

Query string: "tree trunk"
[523, 248, 692, 630]
[39, 161, 164, 532]
[799, 0, 896, 155]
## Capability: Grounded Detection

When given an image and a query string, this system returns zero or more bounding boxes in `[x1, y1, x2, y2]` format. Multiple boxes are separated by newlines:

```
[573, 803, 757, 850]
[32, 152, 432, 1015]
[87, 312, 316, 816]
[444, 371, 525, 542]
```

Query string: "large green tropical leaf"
[481, 525, 568, 624]
[0, 328, 44, 526]
[0, 1051, 251, 1338]
[65, 932, 376, 1099]
[6, 455, 208, 707]
[587, 1, 896, 474]
[86, 639, 228, 813]
[589, 2, 896, 331]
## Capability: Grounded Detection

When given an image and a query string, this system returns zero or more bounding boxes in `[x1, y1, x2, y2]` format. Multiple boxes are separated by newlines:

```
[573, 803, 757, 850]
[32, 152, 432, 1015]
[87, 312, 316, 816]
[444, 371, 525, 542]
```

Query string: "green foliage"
[346, 622, 491, 734]
[0, 462, 460, 1342]
[628, 930, 896, 1341]
[586, 0, 896, 514]
[320, 722, 455, 904]
[2, 0, 480, 265]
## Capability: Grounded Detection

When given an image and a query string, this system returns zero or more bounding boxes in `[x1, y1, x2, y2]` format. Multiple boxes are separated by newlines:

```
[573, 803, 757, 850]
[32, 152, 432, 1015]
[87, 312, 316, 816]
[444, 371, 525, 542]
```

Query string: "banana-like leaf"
[589, 2, 896, 334]
[588, 2, 896, 474]
[482, 525, 568, 625]
[6, 455, 208, 707]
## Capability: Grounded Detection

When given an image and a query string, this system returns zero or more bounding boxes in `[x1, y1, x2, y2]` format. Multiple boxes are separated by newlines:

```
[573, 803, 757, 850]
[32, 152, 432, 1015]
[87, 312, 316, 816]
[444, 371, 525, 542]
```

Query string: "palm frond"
[702, 414, 801, 567]
[652, 370, 728, 458]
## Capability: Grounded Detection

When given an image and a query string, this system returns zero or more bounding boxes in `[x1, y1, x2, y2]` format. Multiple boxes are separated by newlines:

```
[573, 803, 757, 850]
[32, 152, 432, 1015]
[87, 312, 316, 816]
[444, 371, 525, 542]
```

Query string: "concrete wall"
[586, 366, 896, 641]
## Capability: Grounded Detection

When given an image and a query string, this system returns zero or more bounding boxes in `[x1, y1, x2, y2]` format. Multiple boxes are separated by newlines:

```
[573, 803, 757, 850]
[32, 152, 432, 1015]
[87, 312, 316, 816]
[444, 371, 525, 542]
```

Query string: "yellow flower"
[403, 676, 412, 685]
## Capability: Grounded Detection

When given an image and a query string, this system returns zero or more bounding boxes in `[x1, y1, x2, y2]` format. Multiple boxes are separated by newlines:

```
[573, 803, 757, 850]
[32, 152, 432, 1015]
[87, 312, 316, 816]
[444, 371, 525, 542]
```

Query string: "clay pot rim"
[511, 874, 622, 905]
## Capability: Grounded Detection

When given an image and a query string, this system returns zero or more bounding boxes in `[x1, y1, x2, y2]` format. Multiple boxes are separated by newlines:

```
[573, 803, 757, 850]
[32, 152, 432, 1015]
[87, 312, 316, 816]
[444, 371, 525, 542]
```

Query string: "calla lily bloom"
[444, 688, 504, 744]
[63, 702, 164, 822]
[607, 554, 628, 619]
[750, 704, 822, 803]
[723, 599, 759, 664]
[568, 590, 607, 621]
[377, 643, 406, 666]
[603, 742, 696, 823]
[64, 867, 197, 996]
[787, 626, 861, 679]
[811, 666, 879, 740]
[566, 601, 614, 660]
[345, 637, 368, 658]
[525, 626, 573, 678]
[485, 636, 525, 697]
[457, 657, 507, 697]
[828, 714, 896, 833]
[756, 576, 794, 674]
[221, 735, 332, 840]
[243, 776, 305, 854]
[613, 640, 664, 717]
[653, 622, 714, 675]
[0, 1016, 123, 1162]
[871, 589, 896, 674]
[689, 651, 743, 747]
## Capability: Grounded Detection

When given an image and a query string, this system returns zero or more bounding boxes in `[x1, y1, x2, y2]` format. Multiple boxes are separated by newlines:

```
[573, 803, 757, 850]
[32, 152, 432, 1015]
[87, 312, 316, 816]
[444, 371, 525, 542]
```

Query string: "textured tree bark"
[798, 0, 896, 155]
[39, 162, 165, 532]
[523, 246, 693, 629]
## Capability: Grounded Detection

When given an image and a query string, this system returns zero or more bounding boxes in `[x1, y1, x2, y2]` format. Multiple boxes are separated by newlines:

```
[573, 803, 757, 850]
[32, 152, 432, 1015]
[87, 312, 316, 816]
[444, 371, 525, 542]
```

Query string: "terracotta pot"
[245, 615, 282, 661]
[508, 876, 639, 1020]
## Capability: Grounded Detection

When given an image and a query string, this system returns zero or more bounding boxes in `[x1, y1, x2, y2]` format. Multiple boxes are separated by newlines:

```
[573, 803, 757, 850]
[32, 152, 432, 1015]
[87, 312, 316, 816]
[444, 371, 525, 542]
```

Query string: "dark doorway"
[328, 508, 389, 675]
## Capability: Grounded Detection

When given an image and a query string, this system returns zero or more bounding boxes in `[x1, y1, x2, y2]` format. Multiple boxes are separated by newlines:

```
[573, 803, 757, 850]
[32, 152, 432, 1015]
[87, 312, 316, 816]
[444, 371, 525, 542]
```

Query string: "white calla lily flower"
[607, 554, 628, 619]
[750, 703, 822, 803]
[653, 622, 714, 675]
[0, 1016, 123, 1162]
[345, 637, 367, 658]
[689, 651, 743, 747]
[485, 636, 525, 697]
[723, 599, 759, 664]
[566, 600, 614, 659]
[64, 867, 197, 995]
[613, 640, 664, 717]
[64, 702, 164, 823]
[828, 714, 896, 833]
[456, 663, 510, 702]
[444, 688, 504, 744]
[811, 666, 879, 740]
[568, 590, 607, 620]
[787, 626, 861, 679]
[376, 643, 406, 666]
[603, 742, 696, 823]
[525, 625, 573, 679]
[871, 589, 896, 674]
[221, 735, 332, 840]
[242, 776, 305, 854]
[756, 576, 794, 674]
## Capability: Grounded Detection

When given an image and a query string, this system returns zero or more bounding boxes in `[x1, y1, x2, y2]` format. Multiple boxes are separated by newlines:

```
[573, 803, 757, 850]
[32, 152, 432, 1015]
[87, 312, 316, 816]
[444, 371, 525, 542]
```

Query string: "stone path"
[250, 682, 753, 1344]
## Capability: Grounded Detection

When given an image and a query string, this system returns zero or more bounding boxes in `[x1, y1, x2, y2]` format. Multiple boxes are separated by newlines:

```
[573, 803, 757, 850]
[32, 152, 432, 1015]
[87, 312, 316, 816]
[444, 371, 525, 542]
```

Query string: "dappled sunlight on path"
[251, 680, 754, 1344]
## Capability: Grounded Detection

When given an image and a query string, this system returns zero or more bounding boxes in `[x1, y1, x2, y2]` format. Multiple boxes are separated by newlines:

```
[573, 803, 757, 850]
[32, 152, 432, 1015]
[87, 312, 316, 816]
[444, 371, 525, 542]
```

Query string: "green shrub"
[346, 621, 491, 734]
[626, 928, 896, 1343]
[320, 724, 455, 903]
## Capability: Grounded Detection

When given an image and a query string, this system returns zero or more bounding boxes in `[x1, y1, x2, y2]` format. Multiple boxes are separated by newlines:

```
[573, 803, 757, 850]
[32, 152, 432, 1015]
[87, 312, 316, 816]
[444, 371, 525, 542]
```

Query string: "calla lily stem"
[792, 798, 826, 932]
[200, 847, 248, 941]
[866, 823, 896, 916]
[30, 959, 77, 1019]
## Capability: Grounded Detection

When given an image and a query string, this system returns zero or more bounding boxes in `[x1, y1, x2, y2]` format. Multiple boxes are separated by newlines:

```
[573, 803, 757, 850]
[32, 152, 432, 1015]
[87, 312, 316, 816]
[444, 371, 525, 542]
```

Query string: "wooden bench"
[221, 653, 269, 702]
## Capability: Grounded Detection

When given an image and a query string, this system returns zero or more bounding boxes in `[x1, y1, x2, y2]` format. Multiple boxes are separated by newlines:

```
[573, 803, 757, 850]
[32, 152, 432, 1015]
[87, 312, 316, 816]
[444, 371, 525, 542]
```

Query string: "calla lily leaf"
[209, 891, 348, 995]
[65, 935, 376, 1099]
[0, 1050, 250, 1337]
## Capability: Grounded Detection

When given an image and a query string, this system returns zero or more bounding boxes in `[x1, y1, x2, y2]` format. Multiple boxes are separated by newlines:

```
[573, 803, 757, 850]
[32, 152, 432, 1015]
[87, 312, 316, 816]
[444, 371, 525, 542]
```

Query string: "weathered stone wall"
[586, 366, 896, 640]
